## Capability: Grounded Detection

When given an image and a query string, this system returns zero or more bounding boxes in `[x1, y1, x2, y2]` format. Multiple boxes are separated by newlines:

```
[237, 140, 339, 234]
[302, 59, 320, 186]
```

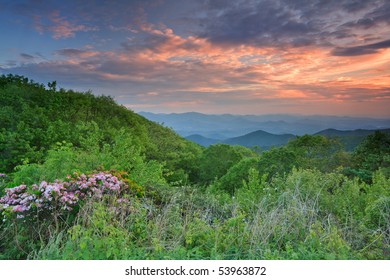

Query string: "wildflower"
[13, 205, 24, 212]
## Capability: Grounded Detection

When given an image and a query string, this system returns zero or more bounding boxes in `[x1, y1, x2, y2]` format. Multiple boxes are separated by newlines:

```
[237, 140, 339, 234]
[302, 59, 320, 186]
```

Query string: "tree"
[348, 131, 390, 182]
[198, 144, 246, 184]
[47, 81, 57, 91]
[287, 135, 345, 172]
[216, 157, 259, 194]
[258, 146, 298, 180]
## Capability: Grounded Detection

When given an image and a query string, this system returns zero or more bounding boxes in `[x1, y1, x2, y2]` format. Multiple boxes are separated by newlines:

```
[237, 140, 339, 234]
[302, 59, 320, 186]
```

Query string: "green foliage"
[256, 135, 350, 181]
[348, 131, 390, 182]
[1, 74, 389, 260]
[3, 168, 389, 260]
[197, 144, 255, 184]
[0, 74, 202, 181]
[257, 146, 298, 179]
[215, 157, 259, 194]
[56, 201, 132, 260]
[235, 168, 269, 213]
[287, 134, 347, 172]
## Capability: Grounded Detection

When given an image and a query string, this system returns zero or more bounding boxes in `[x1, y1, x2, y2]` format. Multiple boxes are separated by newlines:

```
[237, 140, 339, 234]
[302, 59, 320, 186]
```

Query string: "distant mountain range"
[185, 131, 295, 149]
[139, 112, 390, 139]
[184, 128, 390, 150]
[139, 112, 390, 150]
[223, 130, 295, 149]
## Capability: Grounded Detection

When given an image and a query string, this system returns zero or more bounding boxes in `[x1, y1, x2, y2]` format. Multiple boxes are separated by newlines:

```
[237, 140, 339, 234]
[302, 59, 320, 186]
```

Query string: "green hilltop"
[0, 74, 202, 182]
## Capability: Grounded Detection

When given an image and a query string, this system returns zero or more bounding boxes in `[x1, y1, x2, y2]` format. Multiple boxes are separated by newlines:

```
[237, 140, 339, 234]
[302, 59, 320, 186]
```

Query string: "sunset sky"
[1, 0, 389, 116]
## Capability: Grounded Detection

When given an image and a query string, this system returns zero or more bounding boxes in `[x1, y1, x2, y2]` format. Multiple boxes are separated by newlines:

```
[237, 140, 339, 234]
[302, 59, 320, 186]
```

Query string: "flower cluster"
[0, 172, 128, 219]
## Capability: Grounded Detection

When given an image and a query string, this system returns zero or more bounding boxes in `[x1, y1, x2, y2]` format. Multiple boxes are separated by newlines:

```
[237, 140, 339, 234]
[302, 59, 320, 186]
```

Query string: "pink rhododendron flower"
[0, 172, 128, 219]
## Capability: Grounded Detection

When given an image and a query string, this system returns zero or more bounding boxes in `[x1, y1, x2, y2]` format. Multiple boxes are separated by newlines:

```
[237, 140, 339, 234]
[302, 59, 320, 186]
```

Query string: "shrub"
[0, 172, 134, 259]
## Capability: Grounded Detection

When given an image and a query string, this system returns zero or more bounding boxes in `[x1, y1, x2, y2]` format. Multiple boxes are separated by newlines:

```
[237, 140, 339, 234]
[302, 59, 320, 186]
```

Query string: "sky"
[1, 0, 389, 117]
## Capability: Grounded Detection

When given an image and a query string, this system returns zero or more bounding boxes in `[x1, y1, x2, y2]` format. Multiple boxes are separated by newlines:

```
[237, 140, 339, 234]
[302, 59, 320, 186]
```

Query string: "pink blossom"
[0, 172, 129, 219]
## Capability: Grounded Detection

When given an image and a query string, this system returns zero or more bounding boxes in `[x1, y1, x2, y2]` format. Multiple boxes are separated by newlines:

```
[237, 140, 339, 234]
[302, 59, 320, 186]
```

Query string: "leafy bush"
[0, 171, 136, 259]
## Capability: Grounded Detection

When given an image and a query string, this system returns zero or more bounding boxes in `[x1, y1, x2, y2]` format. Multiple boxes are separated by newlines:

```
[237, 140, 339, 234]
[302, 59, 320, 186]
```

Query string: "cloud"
[5, 1, 101, 39]
[55, 48, 99, 58]
[4, 23, 389, 100]
[1, 0, 389, 116]
[331, 39, 390, 56]
[20, 53, 35, 60]
[198, 0, 390, 51]
[200, 0, 316, 46]
[46, 11, 99, 39]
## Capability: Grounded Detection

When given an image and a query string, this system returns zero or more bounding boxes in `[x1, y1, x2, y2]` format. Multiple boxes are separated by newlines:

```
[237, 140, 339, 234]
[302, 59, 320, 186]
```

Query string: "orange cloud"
[10, 20, 389, 116]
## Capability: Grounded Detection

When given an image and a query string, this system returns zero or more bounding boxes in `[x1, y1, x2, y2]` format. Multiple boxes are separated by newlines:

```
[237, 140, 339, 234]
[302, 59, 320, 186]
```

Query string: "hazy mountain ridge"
[223, 130, 296, 149]
[185, 134, 220, 147]
[185, 128, 390, 150]
[140, 112, 390, 149]
[139, 112, 390, 139]
[185, 130, 295, 149]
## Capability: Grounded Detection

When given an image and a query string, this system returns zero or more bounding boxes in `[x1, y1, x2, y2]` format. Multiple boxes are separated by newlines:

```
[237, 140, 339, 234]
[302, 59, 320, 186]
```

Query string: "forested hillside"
[316, 128, 390, 151]
[0, 75, 389, 260]
[0, 74, 201, 182]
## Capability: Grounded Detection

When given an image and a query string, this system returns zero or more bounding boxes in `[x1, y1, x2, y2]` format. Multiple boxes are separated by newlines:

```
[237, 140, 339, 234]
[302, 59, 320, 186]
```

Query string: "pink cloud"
[49, 11, 98, 39]
[33, 10, 98, 39]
